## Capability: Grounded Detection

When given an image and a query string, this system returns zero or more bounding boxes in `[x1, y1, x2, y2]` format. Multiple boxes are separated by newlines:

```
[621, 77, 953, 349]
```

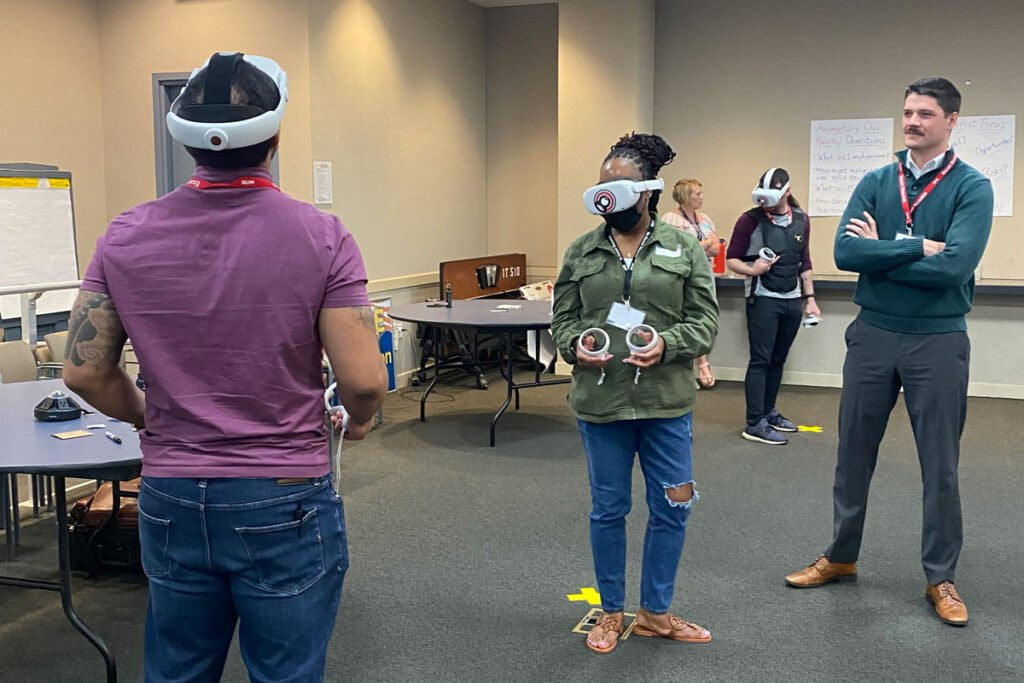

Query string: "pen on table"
[104, 431, 123, 445]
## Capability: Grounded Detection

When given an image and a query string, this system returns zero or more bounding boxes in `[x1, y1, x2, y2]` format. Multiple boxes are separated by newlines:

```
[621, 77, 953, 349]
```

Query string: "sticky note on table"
[52, 430, 94, 440]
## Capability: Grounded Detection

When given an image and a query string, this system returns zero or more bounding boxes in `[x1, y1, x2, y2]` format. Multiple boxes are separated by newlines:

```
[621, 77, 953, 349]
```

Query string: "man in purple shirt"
[63, 52, 386, 682]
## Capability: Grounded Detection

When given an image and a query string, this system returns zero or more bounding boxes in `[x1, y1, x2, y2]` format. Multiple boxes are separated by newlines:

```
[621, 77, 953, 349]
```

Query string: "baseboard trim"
[712, 366, 1024, 399]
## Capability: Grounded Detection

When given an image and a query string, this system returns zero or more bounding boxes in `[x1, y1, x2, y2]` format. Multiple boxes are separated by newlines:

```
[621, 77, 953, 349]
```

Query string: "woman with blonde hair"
[662, 178, 720, 388]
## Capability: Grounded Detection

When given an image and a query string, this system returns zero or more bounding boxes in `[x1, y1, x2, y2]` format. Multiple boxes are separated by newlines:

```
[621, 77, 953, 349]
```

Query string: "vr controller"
[625, 324, 659, 385]
[577, 327, 611, 385]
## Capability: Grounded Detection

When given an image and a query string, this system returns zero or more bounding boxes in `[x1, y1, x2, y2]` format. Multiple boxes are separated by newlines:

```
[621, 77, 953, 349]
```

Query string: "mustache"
[904, 127, 925, 135]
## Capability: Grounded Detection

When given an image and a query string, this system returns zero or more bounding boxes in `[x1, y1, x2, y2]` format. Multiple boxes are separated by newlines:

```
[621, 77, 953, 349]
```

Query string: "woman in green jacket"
[551, 133, 719, 654]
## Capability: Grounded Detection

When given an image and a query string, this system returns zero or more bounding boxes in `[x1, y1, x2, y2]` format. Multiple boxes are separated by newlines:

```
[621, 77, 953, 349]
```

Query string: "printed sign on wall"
[808, 118, 894, 216]
[954, 115, 1015, 216]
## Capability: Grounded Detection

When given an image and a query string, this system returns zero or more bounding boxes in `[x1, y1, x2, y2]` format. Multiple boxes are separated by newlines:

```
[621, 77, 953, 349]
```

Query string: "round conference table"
[0, 378, 141, 683]
[390, 299, 570, 446]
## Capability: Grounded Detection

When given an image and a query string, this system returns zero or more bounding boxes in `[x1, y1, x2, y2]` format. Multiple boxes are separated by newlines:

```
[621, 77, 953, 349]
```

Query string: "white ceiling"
[469, 0, 555, 7]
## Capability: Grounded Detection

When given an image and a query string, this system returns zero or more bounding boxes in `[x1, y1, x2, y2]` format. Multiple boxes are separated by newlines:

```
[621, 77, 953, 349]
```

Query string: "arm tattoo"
[354, 306, 377, 332]
[66, 291, 128, 368]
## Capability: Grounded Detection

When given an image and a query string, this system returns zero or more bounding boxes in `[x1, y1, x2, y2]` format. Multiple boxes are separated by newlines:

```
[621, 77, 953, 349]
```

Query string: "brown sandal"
[633, 609, 712, 643]
[585, 612, 625, 654]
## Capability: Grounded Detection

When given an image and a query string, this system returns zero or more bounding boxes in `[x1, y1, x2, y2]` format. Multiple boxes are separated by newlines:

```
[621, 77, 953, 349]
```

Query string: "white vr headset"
[751, 167, 790, 208]
[166, 52, 288, 151]
[583, 178, 664, 215]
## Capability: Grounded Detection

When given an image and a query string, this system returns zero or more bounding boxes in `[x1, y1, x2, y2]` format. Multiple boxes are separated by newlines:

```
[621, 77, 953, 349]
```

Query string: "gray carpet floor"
[2, 376, 1022, 682]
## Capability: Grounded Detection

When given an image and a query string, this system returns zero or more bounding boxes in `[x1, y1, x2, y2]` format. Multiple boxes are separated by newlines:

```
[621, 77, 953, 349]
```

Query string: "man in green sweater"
[785, 78, 993, 627]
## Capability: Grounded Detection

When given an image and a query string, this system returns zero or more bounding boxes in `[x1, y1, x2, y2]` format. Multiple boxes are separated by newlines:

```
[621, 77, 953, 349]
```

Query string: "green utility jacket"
[552, 217, 719, 423]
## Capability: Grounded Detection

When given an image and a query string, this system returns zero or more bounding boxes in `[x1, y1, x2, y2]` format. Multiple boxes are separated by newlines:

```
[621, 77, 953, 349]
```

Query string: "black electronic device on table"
[34, 390, 83, 421]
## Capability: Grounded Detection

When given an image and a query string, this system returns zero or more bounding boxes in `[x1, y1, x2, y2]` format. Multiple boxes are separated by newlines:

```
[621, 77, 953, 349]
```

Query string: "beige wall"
[96, 0, 314, 236]
[654, 0, 1024, 279]
[1, 0, 107, 269]
[307, 0, 486, 281]
[485, 3, 558, 273]
[557, 0, 656, 262]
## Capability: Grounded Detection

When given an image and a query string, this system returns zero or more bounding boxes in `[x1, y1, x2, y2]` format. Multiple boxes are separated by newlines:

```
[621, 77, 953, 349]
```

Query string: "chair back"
[44, 331, 69, 363]
[0, 341, 41, 383]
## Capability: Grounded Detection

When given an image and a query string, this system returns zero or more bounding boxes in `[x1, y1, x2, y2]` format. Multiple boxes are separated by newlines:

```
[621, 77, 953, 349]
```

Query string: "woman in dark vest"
[725, 168, 821, 445]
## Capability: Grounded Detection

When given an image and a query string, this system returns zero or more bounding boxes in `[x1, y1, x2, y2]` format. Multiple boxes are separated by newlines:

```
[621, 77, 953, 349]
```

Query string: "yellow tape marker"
[797, 425, 823, 433]
[566, 587, 602, 605]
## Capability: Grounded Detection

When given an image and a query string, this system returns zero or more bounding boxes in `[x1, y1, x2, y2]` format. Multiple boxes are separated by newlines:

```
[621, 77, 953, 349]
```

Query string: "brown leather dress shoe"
[926, 581, 969, 626]
[785, 554, 857, 588]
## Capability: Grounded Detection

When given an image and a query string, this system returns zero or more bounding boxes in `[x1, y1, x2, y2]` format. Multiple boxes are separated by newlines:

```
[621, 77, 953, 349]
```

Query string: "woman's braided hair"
[604, 132, 676, 179]
[604, 132, 676, 213]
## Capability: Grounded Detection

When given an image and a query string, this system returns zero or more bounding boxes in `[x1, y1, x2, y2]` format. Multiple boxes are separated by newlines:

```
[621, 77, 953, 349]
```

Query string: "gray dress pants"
[825, 317, 970, 584]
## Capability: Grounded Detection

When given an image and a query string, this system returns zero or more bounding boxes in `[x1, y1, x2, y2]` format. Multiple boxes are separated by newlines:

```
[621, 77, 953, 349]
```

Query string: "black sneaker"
[742, 418, 788, 445]
[767, 411, 797, 432]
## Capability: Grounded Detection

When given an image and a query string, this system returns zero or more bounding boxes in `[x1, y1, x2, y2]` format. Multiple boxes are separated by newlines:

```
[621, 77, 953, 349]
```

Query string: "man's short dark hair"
[178, 60, 281, 168]
[905, 77, 961, 116]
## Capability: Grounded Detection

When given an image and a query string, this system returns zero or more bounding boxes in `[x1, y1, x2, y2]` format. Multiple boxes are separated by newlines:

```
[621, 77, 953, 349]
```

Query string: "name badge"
[655, 245, 682, 257]
[607, 302, 646, 330]
[894, 232, 920, 240]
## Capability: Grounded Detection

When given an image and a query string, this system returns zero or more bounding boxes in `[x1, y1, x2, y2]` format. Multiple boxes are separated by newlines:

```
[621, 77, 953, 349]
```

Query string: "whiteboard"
[953, 115, 1015, 216]
[808, 118, 894, 216]
[0, 175, 80, 319]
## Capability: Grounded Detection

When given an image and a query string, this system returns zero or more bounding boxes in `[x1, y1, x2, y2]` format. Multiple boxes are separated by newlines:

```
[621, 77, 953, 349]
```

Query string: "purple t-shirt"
[81, 166, 370, 478]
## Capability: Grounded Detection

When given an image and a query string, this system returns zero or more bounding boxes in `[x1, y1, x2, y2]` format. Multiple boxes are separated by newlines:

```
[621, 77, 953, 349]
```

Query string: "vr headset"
[583, 178, 665, 215]
[166, 52, 288, 151]
[751, 167, 790, 208]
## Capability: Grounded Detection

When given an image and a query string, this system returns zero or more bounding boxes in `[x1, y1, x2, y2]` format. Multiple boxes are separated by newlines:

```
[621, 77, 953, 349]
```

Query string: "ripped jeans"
[577, 414, 697, 614]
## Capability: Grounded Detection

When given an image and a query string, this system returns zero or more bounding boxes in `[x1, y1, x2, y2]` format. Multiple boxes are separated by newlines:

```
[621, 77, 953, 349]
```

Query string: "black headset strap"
[203, 52, 244, 105]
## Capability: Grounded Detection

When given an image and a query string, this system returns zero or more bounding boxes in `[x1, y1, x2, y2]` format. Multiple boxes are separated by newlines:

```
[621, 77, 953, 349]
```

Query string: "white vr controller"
[166, 52, 288, 151]
[577, 327, 611, 385]
[752, 167, 790, 208]
[583, 178, 664, 216]
[323, 382, 350, 430]
[626, 324, 659, 385]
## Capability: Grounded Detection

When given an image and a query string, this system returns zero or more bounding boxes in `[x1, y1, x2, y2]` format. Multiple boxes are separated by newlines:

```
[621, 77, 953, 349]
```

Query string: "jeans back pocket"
[235, 509, 327, 595]
[138, 508, 172, 578]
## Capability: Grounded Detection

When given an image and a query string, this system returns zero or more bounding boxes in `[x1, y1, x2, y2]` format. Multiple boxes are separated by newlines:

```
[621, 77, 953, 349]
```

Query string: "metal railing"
[0, 280, 82, 345]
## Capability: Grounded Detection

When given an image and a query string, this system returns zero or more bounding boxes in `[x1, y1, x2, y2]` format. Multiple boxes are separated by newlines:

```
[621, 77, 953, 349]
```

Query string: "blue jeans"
[138, 476, 348, 683]
[577, 414, 697, 614]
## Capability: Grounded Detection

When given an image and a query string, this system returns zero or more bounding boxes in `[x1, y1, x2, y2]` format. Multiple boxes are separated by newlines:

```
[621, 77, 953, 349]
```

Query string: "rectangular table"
[0, 379, 141, 683]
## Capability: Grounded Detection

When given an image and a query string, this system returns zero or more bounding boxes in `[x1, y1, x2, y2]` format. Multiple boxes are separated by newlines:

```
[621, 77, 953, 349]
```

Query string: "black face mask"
[604, 205, 644, 233]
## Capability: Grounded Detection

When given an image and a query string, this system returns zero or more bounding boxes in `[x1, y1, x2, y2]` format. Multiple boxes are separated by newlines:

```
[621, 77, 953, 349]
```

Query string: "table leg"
[10, 475, 20, 548]
[2, 475, 14, 560]
[32, 475, 41, 518]
[420, 326, 441, 422]
[54, 476, 118, 683]
[489, 333, 516, 447]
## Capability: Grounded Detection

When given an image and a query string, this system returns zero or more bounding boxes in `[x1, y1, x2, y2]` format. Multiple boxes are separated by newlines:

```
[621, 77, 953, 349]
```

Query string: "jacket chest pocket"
[642, 255, 691, 313]
[571, 256, 618, 313]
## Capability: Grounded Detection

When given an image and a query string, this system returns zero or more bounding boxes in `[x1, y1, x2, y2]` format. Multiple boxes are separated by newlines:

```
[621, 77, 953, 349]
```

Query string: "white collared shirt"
[905, 147, 950, 179]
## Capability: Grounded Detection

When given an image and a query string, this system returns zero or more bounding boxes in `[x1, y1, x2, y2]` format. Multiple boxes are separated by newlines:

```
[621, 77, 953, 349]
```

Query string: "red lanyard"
[186, 176, 280, 191]
[897, 153, 957, 234]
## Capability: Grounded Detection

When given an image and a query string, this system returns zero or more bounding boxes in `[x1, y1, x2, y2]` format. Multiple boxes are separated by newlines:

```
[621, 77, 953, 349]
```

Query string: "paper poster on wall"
[0, 178, 79, 319]
[953, 115, 1014, 216]
[808, 118, 894, 216]
[313, 160, 333, 205]
[372, 298, 397, 392]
